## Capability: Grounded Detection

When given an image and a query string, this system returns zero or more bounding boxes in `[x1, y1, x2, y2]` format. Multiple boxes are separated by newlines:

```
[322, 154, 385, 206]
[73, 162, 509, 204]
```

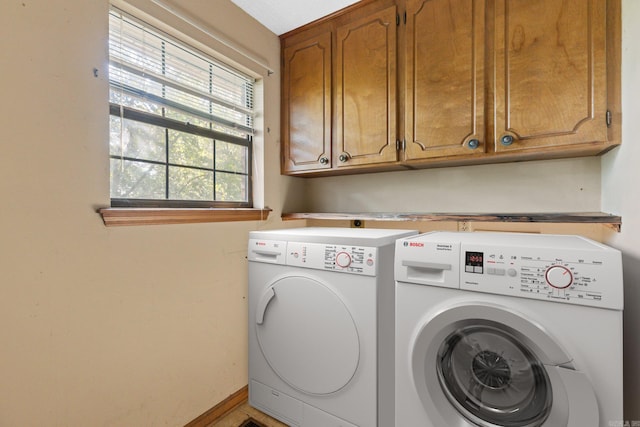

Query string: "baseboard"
[185, 385, 249, 427]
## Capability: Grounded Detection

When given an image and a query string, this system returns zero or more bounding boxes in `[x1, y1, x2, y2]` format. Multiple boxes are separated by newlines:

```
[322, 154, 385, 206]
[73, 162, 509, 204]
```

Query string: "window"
[108, 8, 254, 208]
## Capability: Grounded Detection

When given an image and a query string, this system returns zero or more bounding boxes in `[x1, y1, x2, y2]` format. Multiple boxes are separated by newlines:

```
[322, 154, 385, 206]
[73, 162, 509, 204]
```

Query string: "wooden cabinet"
[281, 31, 332, 174]
[281, 1, 401, 175]
[492, 0, 610, 153]
[335, 5, 398, 168]
[403, 0, 486, 160]
[280, 0, 620, 176]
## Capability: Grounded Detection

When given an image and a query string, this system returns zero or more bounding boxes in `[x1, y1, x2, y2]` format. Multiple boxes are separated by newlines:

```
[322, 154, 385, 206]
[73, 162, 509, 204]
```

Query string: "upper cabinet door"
[404, 0, 486, 161]
[282, 31, 332, 174]
[493, 0, 608, 152]
[336, 5, 399, 168]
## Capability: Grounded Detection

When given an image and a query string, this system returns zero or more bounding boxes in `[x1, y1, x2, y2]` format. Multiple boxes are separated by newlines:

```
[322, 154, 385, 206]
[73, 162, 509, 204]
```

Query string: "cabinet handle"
[339, 153, 350, 163]
[500, 134, 515, 146]
[319, 157, 329, 165]
[467, 139, 480, 149]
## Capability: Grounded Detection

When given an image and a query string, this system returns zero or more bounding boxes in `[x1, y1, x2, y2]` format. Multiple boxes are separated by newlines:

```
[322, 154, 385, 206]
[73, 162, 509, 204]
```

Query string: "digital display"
[465, 251, 484, 274]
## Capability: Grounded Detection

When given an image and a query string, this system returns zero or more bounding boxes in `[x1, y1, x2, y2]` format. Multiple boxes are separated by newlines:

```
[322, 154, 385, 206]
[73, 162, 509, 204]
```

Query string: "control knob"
[335, 252, 352, 268]
[545, 265, 573, 289]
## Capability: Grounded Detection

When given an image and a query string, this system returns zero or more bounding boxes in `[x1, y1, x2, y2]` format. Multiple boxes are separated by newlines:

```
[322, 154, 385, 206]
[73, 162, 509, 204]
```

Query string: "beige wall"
[1, 0, 638, 425]
[0, 0, 303, 425]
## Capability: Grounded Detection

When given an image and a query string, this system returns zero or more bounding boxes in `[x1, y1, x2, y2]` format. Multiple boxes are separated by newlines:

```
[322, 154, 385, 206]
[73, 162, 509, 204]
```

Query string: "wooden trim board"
[99, 208, 272, 226]
[185, 385, 248, 427]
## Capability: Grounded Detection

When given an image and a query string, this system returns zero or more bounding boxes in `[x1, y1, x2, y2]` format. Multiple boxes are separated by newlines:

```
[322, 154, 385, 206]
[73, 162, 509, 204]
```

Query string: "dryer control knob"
[335, 252, 352, 268]
[545, 265, 573, 289]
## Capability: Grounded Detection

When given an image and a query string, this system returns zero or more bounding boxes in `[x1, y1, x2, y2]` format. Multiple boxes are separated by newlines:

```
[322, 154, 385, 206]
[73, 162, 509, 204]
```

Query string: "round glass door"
[256, 276, 360, 395]
[436, 323, 553, 427]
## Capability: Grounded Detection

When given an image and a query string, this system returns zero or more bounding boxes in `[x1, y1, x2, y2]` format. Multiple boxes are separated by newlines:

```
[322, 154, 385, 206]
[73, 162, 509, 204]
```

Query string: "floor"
[207, 402, 288, 427]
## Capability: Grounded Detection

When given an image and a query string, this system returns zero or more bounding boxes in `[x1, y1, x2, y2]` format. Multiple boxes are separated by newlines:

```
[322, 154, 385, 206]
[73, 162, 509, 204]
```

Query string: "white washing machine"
[248, 227, 417, 427]
[394, 231, 623, 427]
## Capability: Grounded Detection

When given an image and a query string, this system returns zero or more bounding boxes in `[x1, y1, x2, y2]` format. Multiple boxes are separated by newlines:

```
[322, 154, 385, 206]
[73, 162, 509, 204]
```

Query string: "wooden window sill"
[99, 207, 272, 227]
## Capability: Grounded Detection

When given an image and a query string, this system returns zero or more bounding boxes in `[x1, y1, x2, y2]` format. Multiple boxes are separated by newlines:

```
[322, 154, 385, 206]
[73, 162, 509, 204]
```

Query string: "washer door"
[255, 275, 360, 395]
[411, 303, 599, 427]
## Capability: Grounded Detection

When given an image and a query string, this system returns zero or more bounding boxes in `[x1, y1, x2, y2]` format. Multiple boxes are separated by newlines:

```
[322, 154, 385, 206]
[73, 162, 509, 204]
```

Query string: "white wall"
[0, 1, 304, 425]
[306, 158, 601, 213]
[602, 0, 640, 421]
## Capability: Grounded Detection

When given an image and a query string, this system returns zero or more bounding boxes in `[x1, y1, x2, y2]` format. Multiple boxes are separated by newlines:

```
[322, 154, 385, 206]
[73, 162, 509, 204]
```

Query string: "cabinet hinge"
[606, 110, 612, 127]
[396, 13, 400, 26]
[396, 139, 406, 151]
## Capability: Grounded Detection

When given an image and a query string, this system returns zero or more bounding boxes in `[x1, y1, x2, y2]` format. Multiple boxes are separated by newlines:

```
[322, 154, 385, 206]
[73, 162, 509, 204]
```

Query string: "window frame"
[108, 105, 254, 209]
[107, 7, 255, 210]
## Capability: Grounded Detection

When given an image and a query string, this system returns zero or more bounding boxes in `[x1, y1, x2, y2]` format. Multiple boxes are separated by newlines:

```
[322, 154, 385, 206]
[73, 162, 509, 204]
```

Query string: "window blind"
[108, 8, 255, 206]
[109, 8, 254, 139]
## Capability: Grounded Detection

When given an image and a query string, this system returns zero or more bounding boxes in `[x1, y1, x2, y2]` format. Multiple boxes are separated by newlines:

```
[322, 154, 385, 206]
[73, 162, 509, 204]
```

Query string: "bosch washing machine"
[248, 227, 417, 427]
[394, 231, 623, 427]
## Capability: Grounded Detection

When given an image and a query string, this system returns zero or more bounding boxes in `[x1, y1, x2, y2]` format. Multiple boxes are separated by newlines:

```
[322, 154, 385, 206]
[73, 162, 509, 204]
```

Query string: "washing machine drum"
[437, 324, 552, 426]
[410, 304, 600, 427]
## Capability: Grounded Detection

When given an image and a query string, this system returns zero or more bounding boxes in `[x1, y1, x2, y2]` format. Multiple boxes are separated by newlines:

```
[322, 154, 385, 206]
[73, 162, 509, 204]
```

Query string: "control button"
[507, 268, 517, 277]
[545, 265, 573, 289]
[473, 266, 483, 274]
[335, 251, 352, 268]
[494, 268, 506, 276]
[366, 258, 374, 267]
[291, 252, 299, 259]
[487, 267, 496, 274]
[465, 266, 474, 273]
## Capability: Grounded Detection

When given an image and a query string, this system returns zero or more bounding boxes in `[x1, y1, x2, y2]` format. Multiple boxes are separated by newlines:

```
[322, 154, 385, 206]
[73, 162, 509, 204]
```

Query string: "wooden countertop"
[281, 212, 622, 231]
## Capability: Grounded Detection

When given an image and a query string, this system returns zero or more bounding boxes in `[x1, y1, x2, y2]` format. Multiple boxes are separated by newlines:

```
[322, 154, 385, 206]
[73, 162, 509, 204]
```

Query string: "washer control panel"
[286, 242, 378, 276]
[459, 243, 622, 309]
[460, 245, 614, 305]
[395, 232, 623, 310]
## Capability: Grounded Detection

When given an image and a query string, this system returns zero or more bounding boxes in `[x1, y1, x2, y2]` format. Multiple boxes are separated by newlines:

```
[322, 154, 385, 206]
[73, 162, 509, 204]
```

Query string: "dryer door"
[255, 275, 360, 395]
[411, 303, 599, 427]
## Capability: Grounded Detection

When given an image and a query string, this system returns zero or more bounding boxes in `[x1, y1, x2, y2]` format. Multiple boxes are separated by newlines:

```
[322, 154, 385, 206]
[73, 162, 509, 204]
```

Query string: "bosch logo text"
[403, 242, 424, 247]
